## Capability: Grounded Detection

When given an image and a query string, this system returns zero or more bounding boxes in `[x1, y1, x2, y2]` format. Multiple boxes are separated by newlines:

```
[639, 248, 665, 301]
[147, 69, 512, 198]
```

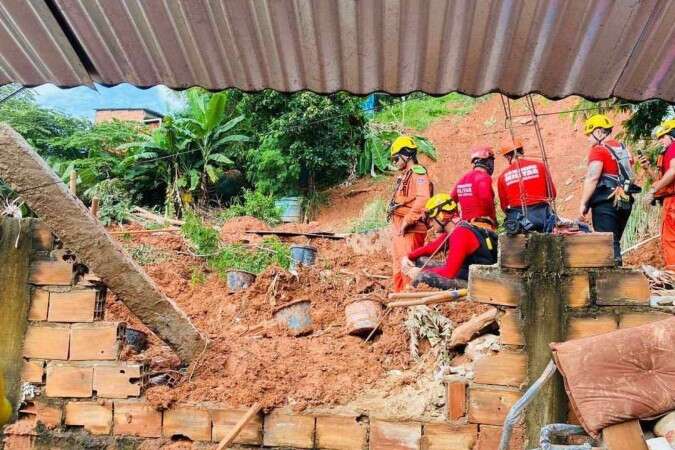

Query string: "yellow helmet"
[655, 119, 675, 139]
[390, 135, 417, 157]
[425, 193, 458, 218]
[584, 114, 613, 135]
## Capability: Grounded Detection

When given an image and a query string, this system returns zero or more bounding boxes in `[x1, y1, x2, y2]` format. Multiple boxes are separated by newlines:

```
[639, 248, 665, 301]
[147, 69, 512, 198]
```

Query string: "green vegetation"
[181, 213, 290, 275]
[373, 93, 477, 131]
[349, 197, 388, 233]
[220, 189, 281, 225]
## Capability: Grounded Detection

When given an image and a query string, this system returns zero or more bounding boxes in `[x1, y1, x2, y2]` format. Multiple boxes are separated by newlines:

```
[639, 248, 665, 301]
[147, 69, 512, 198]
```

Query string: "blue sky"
[31, 83, 186, 121]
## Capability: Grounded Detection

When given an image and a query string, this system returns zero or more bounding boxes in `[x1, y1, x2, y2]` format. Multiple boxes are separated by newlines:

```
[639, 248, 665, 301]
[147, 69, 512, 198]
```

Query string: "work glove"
[401, 256, 415, 270]
[644, 189, 655, 206]
[607, 186, 630, 208]
[403, 266, 422, 280]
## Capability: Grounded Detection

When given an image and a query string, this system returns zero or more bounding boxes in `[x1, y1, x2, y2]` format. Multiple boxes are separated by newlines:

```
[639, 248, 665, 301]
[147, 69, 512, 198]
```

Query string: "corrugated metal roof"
[0, 0, 673, 101]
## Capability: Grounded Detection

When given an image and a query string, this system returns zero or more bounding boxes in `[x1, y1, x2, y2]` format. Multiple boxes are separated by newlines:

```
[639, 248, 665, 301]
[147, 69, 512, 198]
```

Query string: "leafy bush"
[349, 197, 388, 233]
[373, 93, 477, 131]
[85, 179, 133, 226]
[357, 127, 438, 178]
[181, 212, 220, 255]
[220, 189, 281, 225]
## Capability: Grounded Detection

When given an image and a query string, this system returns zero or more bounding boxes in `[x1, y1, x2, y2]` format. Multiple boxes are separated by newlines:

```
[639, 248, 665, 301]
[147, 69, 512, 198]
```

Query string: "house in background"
[94, 108, 163, 128]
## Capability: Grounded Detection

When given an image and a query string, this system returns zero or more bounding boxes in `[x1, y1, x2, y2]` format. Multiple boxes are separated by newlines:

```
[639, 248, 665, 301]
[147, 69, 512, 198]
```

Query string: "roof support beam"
[0, 124, 207, 363]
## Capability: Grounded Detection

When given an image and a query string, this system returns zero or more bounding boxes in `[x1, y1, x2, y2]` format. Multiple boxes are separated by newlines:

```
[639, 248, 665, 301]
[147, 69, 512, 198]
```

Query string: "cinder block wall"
[5, 221, 673, 450]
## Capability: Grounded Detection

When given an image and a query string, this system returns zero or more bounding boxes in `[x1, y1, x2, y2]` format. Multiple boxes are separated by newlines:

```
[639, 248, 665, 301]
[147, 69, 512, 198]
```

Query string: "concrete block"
[595, 269, 650, 305]
[48, 289, 96, 322]
[562, 233, 614, 268]
[45, 363, 93, 398]
[31, 222, 54, 251]
[93, 363, 143, 399]
[370, 420, 422, 450]
[69, 322, 123, 361]
[498, 309, 525, 346]
[211, 407, 263, 445]
[29, 260, 73, 285]
[263, 413, 315, 449]
[474, 351, 527, 387]
[477, 424, 525, 450]
[447, 380, 467, 421]
[315, 415, 367, 450]
[113, 401, 162, 438]
[23, 324, 70, 360]
[421, 423, 477, 450]
[468, 387, 521, 426]
[21, 359, 45, 384]
[28, 288, 49, 321]
[64, 401, 112, 435]
[619, 312, 673, 329]
[567, 315, 618, 340]
[499, 234, 529, 269]
[563, 272, 591, 308]
[163, 406, 212, 441]
[468, 266, 525, 306]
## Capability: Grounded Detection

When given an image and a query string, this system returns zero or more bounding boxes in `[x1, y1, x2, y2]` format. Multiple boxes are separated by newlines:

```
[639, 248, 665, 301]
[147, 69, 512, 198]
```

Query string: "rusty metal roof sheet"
[0, 0, 673, 101]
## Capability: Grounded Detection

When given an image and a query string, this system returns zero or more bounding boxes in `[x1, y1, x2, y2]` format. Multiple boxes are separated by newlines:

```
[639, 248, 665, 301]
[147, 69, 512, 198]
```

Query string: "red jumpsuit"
[656, 142, 675, 268]
[451, 169, 496, 225]
[497, 158, 556, 210]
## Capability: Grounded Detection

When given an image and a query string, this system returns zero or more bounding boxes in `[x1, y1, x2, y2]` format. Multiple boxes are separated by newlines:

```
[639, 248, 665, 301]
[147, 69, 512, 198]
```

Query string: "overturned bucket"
[289, 245, 317, 272]
[345, 299, 383, 337]
[273, 299, 313, 336]
[226, 270, 256, 291]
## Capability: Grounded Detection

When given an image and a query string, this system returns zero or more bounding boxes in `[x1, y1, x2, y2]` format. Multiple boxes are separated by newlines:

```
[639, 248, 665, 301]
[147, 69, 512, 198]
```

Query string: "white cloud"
[155, 85, 186, 112]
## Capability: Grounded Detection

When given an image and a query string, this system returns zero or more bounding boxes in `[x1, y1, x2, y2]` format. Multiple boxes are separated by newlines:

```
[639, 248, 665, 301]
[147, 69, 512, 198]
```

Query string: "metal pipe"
[498, 359, 558, 450]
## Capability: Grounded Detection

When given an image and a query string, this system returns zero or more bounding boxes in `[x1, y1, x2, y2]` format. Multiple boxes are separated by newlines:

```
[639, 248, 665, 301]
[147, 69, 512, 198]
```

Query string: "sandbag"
[550, 316, 675, 438]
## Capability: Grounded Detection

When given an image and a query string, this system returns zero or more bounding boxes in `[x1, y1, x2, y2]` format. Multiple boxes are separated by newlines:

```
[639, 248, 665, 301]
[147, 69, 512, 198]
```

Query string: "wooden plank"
[0, 124, 207, 363]
[211, 407, 264, 446]
[474, 351, 527, 387]
[499, 234, 529, 269]
[595, 269, 650, 305]
[562, 233, 614, 268]
[28, 260, 73, 285]
[69, 322, 122, 361]
[21, 359, 45, 384]
[263, 413, 315, 449]
[28, 288, 49, 321]
[468, 387, 521, 426]
[45, 363, 93, 398]
[619, 312, 673, 329]
[315, 415, 367, 450]
[23, 324, 70, 360]
[602, 420, 648, 450]
[64, 401, 112, 435]
[447, 380, 467, 421]
[498, 309, 525, 346]
[567, 315, 618, 340]
[468, 266, 525, 306]
[163, 406, 212, 441]
[370, 421, 422, 450]
[563, 272, 591, 308]
[48, 289, 96, 322]
[93, 363, 142, 399]
[421, 423, 477, 450]
[113, 401, 162, 438]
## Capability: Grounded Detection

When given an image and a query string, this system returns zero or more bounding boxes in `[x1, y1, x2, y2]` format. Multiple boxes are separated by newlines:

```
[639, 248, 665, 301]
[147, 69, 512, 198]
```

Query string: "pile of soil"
[219, 216, 268, 244]
[108, 225, 488, 416]
[624, 238, 664, 267]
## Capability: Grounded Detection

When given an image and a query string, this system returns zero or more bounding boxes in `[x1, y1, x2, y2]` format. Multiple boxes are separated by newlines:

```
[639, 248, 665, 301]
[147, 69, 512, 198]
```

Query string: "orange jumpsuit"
[656, 143, 675, 268]
[390, 166, 431, 291]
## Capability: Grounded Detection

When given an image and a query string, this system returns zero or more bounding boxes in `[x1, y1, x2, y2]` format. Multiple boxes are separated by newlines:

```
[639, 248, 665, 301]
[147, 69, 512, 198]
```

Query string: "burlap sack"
[550, 317, 675, 438]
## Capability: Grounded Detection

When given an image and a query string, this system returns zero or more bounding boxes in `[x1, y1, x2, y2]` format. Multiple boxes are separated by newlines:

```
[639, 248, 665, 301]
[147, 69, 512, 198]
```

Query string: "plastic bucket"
[275, 196, 303, 223]
[345, 300, 382, 337]
[289, 245, 317, 271]
[226, 270, 256, 291]
[273, 299, 312, 336]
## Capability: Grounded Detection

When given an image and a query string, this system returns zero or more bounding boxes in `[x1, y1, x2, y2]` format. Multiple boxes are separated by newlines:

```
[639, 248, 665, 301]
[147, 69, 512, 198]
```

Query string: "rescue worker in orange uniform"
[388, 136, 432, 292]
[497, 139, 557, 234]
[451, 146, 497, 229]
[578, 114, 639, 265]
[642, 119, 675, 268]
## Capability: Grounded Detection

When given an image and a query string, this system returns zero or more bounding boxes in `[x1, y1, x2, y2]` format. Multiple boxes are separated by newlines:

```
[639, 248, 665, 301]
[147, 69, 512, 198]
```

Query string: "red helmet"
[470, 146, 495, 162]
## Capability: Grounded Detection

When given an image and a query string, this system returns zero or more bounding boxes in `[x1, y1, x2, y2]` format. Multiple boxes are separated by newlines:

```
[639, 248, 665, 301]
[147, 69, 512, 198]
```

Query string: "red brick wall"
[94, 110, 146, 124]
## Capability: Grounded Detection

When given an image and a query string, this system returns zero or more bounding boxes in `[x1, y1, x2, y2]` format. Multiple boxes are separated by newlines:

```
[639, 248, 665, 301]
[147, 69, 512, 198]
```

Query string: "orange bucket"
[345, 299, 382, 337]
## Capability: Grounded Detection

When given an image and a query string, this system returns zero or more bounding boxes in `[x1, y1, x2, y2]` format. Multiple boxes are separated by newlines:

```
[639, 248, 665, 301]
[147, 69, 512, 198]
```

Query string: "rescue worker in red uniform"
[497, 139, 557, 234]
[388, 136, 432, 292]
[578, 114, 639, 265]
[451, 146, 497, 229]
[402, 193, 498, 289]
[642, 119, 675, 268]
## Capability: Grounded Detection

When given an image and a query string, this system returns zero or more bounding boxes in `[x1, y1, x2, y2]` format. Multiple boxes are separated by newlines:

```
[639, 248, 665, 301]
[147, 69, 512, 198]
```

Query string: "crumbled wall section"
[0, 124, 207, 363]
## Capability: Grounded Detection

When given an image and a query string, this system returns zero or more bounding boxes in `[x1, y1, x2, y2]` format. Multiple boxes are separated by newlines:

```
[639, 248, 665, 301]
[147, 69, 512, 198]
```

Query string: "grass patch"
[349, 197, 389, 233]
[373, 93, 477, 131]
[621, 191, 661, 251]
[123, 243, 168, 265]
